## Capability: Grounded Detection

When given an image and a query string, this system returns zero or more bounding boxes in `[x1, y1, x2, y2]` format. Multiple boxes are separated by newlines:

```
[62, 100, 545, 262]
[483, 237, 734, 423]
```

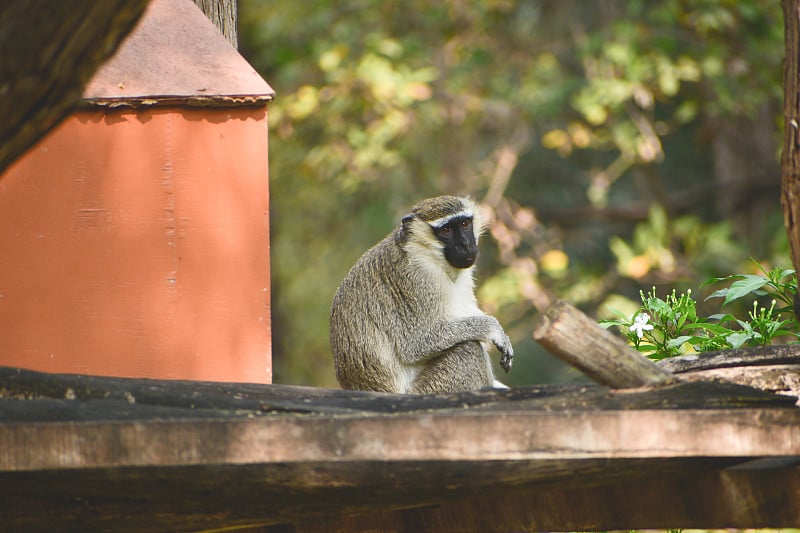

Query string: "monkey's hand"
[487, 320, 514, 373]
[499, 349, 513, 373]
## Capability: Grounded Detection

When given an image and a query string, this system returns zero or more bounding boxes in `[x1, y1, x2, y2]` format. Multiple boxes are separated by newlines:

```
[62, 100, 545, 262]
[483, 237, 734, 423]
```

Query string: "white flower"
[629, 313, 654, 339]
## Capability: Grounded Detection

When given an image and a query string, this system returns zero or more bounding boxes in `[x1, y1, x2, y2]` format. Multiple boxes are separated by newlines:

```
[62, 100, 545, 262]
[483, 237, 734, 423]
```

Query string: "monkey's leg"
[410, 341, 495, 394]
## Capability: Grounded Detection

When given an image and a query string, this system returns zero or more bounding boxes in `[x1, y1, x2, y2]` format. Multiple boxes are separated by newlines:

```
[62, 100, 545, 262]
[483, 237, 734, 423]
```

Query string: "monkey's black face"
[432, 216, 478, 269]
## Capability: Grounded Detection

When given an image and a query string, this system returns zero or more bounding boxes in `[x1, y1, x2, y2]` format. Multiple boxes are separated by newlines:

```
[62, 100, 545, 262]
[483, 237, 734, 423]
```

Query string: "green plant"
[601, 265, 799, 359]
[704, 264, 797, 310]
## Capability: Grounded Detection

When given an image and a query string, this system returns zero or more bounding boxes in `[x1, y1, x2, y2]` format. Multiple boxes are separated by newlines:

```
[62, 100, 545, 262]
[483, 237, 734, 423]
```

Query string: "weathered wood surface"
[674, 364, 800, 400]
[658, 344, 800, 399]
[0, 365, 792, 421]
[658, 343, 800, 373]
[533, 299, 675, 388]
[3, 456, 798, 533]
[1, 366, 799, 532]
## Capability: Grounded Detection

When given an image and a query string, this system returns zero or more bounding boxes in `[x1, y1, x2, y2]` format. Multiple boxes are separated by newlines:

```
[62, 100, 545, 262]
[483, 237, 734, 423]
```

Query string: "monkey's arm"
[410, 341, 495, 393]
[401, 314, 514, 371]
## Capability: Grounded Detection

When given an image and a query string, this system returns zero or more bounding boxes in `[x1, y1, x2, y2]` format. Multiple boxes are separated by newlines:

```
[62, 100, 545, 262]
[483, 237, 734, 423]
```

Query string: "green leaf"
[726, 332, 752, 349]
[645, 297, 671, 319]
[722, 275, 769, 306]
[706, 313, 736, 323]
[701, 275, 739, 288]
[704, 288, 728, 301]
[683, 323, 733, 339]
[666, 335, 694, 349]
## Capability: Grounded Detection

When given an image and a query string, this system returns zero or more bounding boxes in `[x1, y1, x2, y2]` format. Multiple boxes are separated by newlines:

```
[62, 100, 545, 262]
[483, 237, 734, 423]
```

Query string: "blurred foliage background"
[238, 0, 788, 387]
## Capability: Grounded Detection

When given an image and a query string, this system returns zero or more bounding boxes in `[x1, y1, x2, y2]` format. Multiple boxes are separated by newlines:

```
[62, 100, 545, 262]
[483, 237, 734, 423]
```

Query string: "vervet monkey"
[329, 195, 513, 394]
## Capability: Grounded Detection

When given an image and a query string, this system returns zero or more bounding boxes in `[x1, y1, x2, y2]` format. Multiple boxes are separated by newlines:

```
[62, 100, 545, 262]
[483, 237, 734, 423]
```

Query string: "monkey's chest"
[446, 277, 480, 318]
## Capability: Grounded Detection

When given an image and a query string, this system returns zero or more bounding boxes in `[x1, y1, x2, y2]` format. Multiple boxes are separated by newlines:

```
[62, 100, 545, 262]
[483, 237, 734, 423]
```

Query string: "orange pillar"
[0, 107, 272, 383]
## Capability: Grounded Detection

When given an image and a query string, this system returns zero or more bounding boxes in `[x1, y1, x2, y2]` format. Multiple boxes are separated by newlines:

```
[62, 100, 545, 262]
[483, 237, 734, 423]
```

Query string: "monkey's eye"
[460, 219, 471, 229]
[438, 226, 452, 236]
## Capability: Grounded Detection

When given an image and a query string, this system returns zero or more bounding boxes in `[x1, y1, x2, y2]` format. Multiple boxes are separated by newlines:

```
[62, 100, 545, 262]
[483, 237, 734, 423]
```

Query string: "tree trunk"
[0, 0, 150, 175]
[782, 0, 800, 292]
[192, 0, 237, 48]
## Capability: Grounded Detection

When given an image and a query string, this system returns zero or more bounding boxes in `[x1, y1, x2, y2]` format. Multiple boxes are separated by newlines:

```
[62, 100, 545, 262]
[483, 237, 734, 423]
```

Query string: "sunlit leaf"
[723, 275, 769, 306]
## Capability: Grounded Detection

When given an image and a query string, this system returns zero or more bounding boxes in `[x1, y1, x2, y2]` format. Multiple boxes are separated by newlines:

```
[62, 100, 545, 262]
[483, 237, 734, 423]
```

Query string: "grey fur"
[329, 195, 514, 394]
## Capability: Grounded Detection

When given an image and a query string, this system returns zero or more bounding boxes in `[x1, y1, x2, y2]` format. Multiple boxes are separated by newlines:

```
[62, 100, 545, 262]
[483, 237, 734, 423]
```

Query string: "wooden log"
[673, 365, 800, 401]
[658, 345, 800, 400]
[533, 299, 675, 388]
[0, 366, 790, 423]
[657, 343, 800, 373]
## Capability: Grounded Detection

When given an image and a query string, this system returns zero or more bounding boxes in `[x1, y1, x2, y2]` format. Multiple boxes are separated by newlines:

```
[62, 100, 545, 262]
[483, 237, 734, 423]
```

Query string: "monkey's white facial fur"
[401, 196, 485, 274]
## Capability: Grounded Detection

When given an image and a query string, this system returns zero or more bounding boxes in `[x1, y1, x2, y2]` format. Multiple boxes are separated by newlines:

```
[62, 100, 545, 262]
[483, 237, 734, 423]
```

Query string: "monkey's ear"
[398, 214, 414, 240]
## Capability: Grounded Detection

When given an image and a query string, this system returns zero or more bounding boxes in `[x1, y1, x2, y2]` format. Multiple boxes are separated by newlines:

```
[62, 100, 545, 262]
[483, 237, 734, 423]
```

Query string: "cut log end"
[533, 299, 675, 389]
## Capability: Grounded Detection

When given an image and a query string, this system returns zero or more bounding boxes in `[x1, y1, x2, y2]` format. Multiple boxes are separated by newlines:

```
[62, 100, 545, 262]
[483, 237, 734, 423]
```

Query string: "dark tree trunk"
[782, 0, 800, 286]
[0, 0, 150, 175]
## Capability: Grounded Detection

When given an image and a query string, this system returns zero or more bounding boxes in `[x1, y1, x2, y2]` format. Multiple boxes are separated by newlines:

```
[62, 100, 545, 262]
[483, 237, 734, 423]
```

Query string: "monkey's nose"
[453, 254, 476, 269]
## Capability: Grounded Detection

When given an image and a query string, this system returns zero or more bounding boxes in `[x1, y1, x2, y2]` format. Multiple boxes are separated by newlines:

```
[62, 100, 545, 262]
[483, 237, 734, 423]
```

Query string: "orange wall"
[0, 107, 272, 383]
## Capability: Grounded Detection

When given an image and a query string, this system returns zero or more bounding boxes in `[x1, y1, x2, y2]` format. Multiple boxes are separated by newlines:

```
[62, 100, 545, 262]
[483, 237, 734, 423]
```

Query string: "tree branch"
[0, 0, 150, 175]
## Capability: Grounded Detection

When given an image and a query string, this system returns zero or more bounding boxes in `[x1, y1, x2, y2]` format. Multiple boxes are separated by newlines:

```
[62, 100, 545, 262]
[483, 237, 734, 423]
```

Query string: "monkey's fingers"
[488, 326, 514, 372]
[495, 337, 513, 372]
[500, 350, 513, 373]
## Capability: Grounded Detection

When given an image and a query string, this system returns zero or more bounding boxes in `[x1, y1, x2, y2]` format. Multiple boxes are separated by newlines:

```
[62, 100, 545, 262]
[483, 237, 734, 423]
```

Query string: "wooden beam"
[0, 409, 799, 531]
[1, 367, 798, 530]
[3, 457, 799, 532]
[278, 462, 800, 532]
[3, 458, 800, 532]
[2, 409, 800, 471]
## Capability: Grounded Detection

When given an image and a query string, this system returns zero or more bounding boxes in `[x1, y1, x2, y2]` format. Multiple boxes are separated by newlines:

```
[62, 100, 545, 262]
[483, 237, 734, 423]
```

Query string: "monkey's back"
[329, 230, 436, 392]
